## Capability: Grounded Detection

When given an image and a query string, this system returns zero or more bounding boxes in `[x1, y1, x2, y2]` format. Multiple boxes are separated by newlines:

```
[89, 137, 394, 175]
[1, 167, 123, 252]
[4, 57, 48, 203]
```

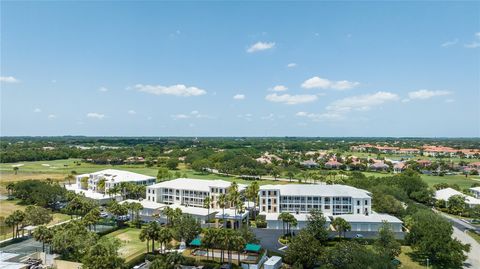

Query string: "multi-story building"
[67, 169, 156, 204]
[141, 178, 248, 227]
[146, 178, 246, 209]
[259, 184, 372, 216]
[258, 184, 403, 233]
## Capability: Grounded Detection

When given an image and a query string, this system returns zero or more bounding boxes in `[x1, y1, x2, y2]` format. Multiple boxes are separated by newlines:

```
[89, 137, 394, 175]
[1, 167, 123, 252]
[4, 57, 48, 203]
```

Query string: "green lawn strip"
[104, 227, 145, 262]
[397, 246, 425, 269]
[467, 230, 480, 244]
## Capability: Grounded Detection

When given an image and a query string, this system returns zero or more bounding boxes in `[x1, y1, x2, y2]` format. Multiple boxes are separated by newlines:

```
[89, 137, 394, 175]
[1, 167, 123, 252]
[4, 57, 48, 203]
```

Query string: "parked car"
[133, 262, 146, 269]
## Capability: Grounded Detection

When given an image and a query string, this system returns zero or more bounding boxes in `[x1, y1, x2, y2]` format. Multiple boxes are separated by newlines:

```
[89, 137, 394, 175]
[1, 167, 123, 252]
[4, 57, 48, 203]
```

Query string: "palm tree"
[5, 215, 16, 239]
[332, 217, 351, 238]
[148, 221, 161, 253]
[166, 251, 185, 269]
[277, 212, 289, 236]
[130, 202, 144, 227]
[97, 178, 106, 193]
[82, 208, 101, 231]
[162, 207, 174, 226]
[33, 226, 53, 252]
[232, 233, 246, 265]
[158, 227, 173, 254]
[203, 196, 212, 222]
[65, 174, 75, 185]
[202, 228, 217, 260]
[246, 181, 259, 219]
[13, 166, 19, 175]
[228, 182, 240, 229]
[139, 226, 151, 253]
[12, 210, 25, 238]
[217, 194, 228, 228]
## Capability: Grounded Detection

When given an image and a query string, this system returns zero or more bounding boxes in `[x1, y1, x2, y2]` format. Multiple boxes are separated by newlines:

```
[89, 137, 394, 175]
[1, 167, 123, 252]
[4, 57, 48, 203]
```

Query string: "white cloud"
[408, 89, 452, 100]
[326, 91, 399, 113]
[261, 113, 275, 120]
[171, 110, 211, 120]
[171, 114, 189, 120]
[128, 110, 136, 115]
[33, 108, 42, 113]
[465, 32, 480, 48]
[86, 112, 105, 119]
[296, 111, 344, 121]
[233, 94, 245, 100]
[301, 76, 360, 90]
[270, 85, 288, 92]
[0, 76, 19, 83]
[134, 84, 207, 97]
[47, 114, 56, 120]
[441, 39, 458, 47]
[265, 93, 318, 105]
[247, 41, 275, 53]
[238, 113, 253, 121]
[287, 63, 297, 68]
[98, 87, 109, 92]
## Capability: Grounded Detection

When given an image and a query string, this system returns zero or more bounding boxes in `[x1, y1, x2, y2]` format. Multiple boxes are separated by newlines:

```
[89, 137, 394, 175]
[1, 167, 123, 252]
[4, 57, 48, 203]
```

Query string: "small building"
[300, 159, 319, 168]
[470, 187, 480, 199]
[324, 160, 342, 169]
[264, 256, 282, 269]
[393, 162, 406, 173]
[335, 213, 403, 232]
[369, 162, 389, 171]
[434, 188, 480, 208]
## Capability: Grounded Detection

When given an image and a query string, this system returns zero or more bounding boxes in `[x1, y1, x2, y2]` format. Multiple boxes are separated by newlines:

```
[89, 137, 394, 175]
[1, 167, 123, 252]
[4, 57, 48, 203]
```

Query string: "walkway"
[452, 226, 480, 269]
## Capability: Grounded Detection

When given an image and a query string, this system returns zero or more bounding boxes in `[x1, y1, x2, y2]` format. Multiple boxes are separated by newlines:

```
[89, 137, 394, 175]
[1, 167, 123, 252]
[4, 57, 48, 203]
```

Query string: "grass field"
[362, 171, 480, 189]
[105, 227, 145, 262]
[397, 246, 425, 269]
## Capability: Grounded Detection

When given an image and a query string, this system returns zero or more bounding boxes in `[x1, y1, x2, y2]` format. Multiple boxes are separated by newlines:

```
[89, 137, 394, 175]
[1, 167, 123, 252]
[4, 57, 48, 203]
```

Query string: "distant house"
[325, 160, 342, 169]
[434, 187, 480, 208]
[300, 159, 319, 168]
[256, 152, 282, 164]
[393, 162, 406, 173]
[470, 187, 480, 199]
[416, 160, 432, 168]
[369, 162, 389, 171]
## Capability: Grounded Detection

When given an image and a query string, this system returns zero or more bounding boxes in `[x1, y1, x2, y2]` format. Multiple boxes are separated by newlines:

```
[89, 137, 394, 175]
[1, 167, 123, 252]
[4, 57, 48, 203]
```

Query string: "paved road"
[452, 226, 480, 269]
[0, 238, 43, 262]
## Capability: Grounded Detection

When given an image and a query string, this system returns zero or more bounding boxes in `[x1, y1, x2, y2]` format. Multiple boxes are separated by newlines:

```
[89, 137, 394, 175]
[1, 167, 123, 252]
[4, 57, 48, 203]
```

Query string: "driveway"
[452, 226, 480, 269]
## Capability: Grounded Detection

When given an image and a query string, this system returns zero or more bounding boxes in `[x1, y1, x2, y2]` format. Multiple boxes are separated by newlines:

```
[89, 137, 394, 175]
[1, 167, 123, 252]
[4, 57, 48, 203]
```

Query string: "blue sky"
[1, 1, 479, 137]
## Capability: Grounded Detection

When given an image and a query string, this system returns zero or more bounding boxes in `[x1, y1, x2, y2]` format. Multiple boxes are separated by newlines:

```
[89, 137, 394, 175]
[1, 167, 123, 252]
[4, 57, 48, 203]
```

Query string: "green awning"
[190, 238, 202, 246]
[244, 243, 261, 252]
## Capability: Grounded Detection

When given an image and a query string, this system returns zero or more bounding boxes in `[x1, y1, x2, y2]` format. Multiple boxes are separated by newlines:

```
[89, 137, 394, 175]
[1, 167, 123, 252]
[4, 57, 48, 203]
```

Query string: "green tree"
[24, 205, 53, 226]
[173, 215, 201, 244]
[323, 241, 394, 269]
[332, 217, 351, 238]
[305, 209, 329, 242]
[157, 167, 172, 181]
[217, 193, 228, 228]
[447, 195, 467, 215]
[51, 220, 98, 261]
[406, 209, 470, 268]
[374, 221, 401, 260]
[33, 225, 54, 253]
[83, 207, 101, 231]
[245, 181, 260, 219]
[13, 166, 19, 175]
[203, 196, 212, 222]
[284, 230, 323, 269]
[82, 237, 125, 269]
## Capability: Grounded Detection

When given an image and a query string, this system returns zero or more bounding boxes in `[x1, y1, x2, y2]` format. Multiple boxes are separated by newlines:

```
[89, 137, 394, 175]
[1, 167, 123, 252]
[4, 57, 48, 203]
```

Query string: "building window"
[365, 200, 368, 205]
[357, 200, 360, 206]
[325, 205, 330, 210]
[262, 206, 266, 211]
[357, 209, 360, 214]
[273, 191, 277, 195]
[262, 191, 266, 196]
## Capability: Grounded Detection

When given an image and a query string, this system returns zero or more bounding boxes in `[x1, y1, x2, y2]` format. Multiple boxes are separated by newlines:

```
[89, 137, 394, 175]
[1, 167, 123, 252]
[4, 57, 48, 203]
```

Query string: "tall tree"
[332, 217, 351, 238]
[33, 225, 54, 253]
[374, 221, 401, 260]
[82, 237, 125, 269]
[284, 230, 323, 269]
[305, 209, 329, 242]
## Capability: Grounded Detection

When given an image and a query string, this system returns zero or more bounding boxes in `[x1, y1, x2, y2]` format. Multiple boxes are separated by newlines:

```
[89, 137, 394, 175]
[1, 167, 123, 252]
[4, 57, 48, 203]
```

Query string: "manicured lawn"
[105, 227, 145, 262]
[398, 246, 425, 269]
[362, 171, 479, 189]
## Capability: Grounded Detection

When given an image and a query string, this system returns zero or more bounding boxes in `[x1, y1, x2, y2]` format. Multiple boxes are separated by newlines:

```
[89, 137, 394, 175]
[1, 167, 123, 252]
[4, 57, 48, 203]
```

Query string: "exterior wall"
[258, 188, 371, 216]
[471, 189, 480, 199]
[76, 174, 155, 193]
[266, 219, 309, 230]
[146, 185, 232, 209]
[349, 222, 402, 232]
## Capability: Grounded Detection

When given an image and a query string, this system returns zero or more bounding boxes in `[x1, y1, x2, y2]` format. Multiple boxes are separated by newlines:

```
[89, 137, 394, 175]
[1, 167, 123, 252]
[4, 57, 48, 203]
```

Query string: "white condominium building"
[74, 169, 156, 193]
[146, 178, 246, 209]
[259, 184, 372, 216]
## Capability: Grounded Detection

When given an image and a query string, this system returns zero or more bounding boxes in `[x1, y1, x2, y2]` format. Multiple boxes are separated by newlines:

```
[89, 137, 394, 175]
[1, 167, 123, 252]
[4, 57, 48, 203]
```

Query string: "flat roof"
[334, 213, 402, 224]
[148, 178, 246, 192]
[264, 256, 282, 266]
[66, 184, 121, 200]
[260, 184, 371, 199]
[120, 199, 164, 210]
[77, 169, 155, 183]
